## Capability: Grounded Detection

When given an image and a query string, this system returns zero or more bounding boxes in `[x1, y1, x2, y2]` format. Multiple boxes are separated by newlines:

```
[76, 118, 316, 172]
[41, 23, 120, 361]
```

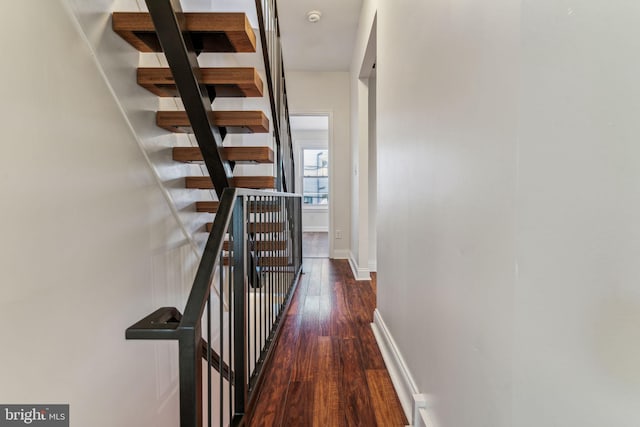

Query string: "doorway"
[291, 114, 330, 258]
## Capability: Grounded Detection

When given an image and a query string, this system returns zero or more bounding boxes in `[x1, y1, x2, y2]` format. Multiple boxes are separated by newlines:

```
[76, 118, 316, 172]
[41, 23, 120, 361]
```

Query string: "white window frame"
[296, 140, 329, 212]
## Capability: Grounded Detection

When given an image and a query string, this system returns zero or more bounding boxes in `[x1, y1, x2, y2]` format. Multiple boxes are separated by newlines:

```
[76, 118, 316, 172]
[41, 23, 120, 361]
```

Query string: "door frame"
[290, 111, 335, 257]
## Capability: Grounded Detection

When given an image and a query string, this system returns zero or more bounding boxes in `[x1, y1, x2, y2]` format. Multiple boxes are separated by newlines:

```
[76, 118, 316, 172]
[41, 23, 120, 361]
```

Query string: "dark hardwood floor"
[302, 232, 329, 258]
[247, 256, 408, 426]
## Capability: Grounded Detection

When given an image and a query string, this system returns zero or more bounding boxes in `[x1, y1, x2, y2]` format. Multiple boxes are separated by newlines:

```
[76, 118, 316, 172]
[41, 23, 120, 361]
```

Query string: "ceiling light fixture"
[306, 10, 322, 23]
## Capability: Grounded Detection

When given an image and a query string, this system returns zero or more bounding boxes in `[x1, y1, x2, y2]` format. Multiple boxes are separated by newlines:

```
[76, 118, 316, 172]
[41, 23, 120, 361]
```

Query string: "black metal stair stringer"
[145, 0, 232, 198]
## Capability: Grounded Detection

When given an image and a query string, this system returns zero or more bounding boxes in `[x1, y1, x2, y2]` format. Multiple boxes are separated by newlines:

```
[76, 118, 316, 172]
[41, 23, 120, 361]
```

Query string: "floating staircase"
[185, 176, 276, 189]
[112, 10, 278, 234]
[112, 12, 256, 52]
[195, 200, 281, 213]
[118, 2, 301, 425]
[206, 221, 285, 233]
[173, 147, 273, 164]
[137, 67, 264, 98]
[156, 110, 269, 134]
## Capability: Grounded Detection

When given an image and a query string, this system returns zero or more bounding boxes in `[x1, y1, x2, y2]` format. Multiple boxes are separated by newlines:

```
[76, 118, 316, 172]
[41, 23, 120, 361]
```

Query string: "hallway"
[301, 232, 329, 258]
[248, 255, 407, 426]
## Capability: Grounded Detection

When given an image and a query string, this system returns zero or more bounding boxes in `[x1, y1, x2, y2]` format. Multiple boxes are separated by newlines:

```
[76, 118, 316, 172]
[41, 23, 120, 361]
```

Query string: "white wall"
[67, 0, 217, 252]
[286, 72, 351, 258]
[349, 8, 377, 280]
[361, 0, 640, 426]
[367, 69, 377, 272]
[0, 1, 200, 425]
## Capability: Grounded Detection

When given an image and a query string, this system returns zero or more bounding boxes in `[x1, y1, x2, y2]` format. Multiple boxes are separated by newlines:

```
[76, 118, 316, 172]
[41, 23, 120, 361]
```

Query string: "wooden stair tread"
[138, 67, 263, 98]
[112, 12, 256, 53]
[207, 222, 285, 233]
[222, 256, 290, 267]
[157, 111, 269, 134]
[196, 201, 221, 212]
[196, 201, 282, 213]
[174, 147, 274, 164]
[222, 240, 287, 251]
[186, 176, 276, 189]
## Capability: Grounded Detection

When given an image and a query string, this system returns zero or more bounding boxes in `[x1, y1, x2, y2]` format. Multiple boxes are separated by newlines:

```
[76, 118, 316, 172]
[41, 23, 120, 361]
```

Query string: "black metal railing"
[126, 0, 302, 427]
[255, 0, 295, 193]
[127, 189, 302, 426]
[126, 0, 300, 425]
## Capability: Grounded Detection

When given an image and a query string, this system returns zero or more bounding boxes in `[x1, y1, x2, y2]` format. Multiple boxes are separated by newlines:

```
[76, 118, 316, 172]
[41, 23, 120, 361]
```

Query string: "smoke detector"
[306, 10, 322, 23]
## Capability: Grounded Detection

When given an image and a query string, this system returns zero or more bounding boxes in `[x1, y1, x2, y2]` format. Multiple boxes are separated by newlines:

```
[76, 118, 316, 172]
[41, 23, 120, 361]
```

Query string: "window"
[303, 148, 328, 206]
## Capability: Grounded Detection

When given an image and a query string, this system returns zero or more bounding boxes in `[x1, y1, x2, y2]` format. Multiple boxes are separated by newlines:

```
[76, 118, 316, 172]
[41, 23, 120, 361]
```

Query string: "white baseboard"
[348, 252, 371, 281]
[331, 249, 350, 259]
[302, 226, 328, 232]
[372, 309, 434, 427]
[368, 260, 377, 272]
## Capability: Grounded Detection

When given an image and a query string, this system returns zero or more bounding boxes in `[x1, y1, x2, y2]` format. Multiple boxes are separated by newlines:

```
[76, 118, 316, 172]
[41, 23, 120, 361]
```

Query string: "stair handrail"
[255, 0, 295, 193]
[127, 187, 303, 426]
[125, 1, 303, 425]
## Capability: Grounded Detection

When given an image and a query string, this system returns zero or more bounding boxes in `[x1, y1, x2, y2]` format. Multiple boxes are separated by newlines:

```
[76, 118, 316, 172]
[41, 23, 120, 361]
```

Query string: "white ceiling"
[276, 0, 363, 71]
[184, 0, 362, 70]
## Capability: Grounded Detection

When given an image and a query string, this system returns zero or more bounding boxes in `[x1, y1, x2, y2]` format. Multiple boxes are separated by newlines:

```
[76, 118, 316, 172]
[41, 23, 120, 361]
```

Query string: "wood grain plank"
[222, 256, 289, 267]
[157, 110, 269, 133]
[247, 313, 300, 427]
[339, 338, 378, 427]
[112, 12, 256, 53]
[313, 378, 341, 427]
[186, 175, 275, 190]
[206, 222, 284, 233]
[138, 67, 263, 97]
[248, 259, 407, 426]
[332, 280, 356, 338]
[195, 201, 219, 213]
[232, 176, 276, 189]
[195, 200, 280, 213]
[357, 324, 387, 370]
[305, 255, 322, 297]
[173, 146, 274, 164]
[318, 292, 334, 337]
[287, 264, 311, 316]
[280, 381, 314, 427]
[344, 281, 374, 323]
[313, 337, 341, 427]
[291, 302, 319, 381]
[366, 369, 409, 426]
[302, 232, 329, 258]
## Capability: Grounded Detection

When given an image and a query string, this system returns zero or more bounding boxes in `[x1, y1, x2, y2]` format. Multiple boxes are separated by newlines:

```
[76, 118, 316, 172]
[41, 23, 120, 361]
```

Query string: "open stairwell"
[113, 2, 302, 425]
[113, 11, 277, 198]
[114, 9, 282, 267]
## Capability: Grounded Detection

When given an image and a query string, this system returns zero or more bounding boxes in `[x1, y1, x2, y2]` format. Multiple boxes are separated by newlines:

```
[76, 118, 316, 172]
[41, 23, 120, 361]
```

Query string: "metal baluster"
[253, 197, 258, 376]
[207, 292, 211, 427]
[282, 197, 286, 311]
[270, 197, 274, 330]
[285, 197, 288, 294]
[232, 196, 247, 418]
[269, 195, 272, 332]
[281, 197, 285, 307]
[219, 252, 224, 427]
[254, 197, 258, 358]
[247, 196, 252, 378]
[228, 221, 233, 424]
[244, 196, 249, 392]
[276, 197, 280, 313]
[299, 198, 301, 272]
[262, 197, 266, 352]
